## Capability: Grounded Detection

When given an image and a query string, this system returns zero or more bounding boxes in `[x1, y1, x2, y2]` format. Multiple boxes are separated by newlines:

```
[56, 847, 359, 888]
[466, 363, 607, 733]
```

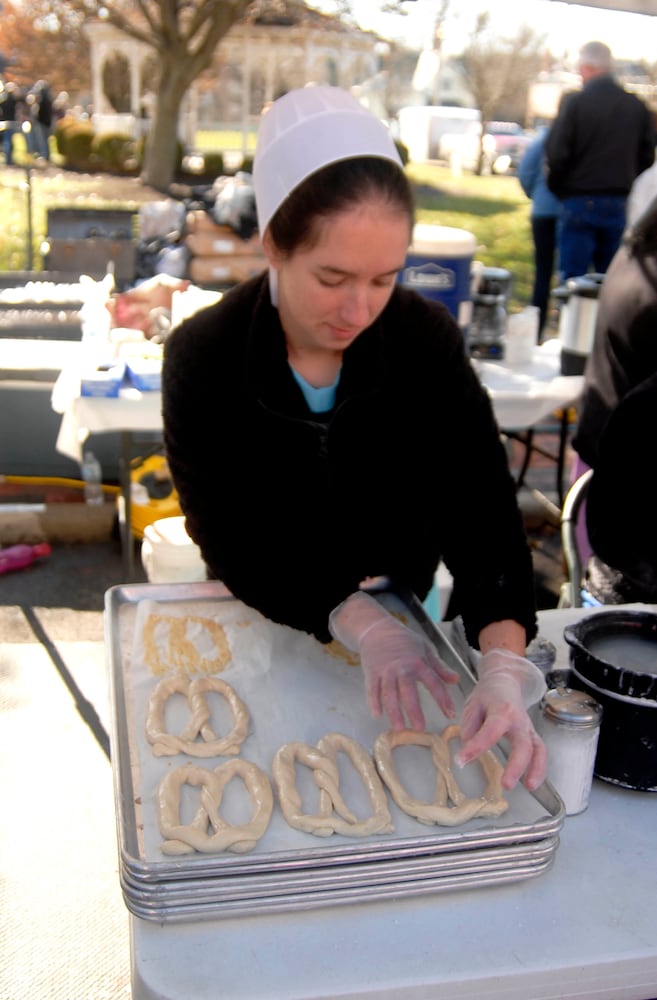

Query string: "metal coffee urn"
[553, 273, 605, 375]
[469, 266, 512, 359]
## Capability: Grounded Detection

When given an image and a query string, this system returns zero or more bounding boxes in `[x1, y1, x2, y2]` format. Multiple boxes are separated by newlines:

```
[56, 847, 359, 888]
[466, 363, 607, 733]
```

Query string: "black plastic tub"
[564, 610, 657, 792]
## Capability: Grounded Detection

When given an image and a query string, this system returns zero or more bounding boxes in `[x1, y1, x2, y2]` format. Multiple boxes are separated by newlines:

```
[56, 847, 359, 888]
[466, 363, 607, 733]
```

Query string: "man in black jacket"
[546, 41, 655, 281]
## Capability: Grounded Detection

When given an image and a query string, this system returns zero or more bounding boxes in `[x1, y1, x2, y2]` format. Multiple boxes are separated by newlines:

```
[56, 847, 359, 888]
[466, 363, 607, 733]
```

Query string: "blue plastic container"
[399, 223, 477, 335]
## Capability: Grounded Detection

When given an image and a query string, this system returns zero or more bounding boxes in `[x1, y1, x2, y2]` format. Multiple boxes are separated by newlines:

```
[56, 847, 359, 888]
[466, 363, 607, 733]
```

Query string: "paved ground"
[0, 525, 137, 998]
[0, 536, 145, 640]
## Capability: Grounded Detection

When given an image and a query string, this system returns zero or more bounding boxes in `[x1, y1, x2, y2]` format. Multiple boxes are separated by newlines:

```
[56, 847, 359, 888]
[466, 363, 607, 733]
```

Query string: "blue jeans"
[558, 194, 627, 281]
[31, 122, 51, 160]
[1, 123, 16, 165]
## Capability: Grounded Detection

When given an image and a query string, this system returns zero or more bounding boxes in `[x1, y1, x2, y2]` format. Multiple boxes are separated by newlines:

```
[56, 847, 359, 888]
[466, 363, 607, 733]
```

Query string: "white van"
[442, 121, 533, 175]
[397, 106, 481, 164]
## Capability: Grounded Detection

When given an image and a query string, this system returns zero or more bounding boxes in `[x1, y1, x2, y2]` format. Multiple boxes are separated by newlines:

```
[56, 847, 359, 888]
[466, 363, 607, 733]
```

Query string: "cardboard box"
[47, 208, 135, 240]
[189, 255, 267, 286]
[125, 359, 162, 392]
[80, 360, 126, 397]
[0, 503, 116, 544]
[45, 239, 136, 284]
[185, 210, 230, 234]
[185, 229, 263, 258]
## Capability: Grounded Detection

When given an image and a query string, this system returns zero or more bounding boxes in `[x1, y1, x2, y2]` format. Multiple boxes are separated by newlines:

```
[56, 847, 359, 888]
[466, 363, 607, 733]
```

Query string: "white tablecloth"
[53, 371, 163, 463]
[474, 337, 583, 430]
[52, 337, 584, 463]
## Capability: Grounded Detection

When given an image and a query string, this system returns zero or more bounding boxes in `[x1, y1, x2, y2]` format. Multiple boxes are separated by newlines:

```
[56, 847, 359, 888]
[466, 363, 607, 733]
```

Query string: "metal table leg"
[117, 430, 165, 580]
[505, 408, 574, 513]
[119, 430, 134, 580]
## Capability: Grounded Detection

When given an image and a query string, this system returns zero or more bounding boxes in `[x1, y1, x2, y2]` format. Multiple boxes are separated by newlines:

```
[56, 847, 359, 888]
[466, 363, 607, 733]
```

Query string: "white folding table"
[129, 604, 657, 1000]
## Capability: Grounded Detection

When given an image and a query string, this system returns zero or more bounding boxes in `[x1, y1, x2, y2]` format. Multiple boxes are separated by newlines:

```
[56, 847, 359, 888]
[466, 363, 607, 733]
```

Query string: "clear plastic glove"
[329, 592, 459, 730]
[455, 648, 547, 792]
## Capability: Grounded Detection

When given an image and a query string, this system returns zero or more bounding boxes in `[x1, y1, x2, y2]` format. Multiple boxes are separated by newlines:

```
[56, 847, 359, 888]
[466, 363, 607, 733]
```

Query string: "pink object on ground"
[0, 542, 52, 575]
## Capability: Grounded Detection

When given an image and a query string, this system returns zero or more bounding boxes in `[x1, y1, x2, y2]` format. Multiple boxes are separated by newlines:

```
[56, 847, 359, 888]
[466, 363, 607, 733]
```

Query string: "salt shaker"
[525, 635, 557, 675]
[537, 686, 603, 815]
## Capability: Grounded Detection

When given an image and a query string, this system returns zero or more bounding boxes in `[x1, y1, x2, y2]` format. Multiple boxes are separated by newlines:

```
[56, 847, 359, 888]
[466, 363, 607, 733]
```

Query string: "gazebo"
[84, 3, 384, 148]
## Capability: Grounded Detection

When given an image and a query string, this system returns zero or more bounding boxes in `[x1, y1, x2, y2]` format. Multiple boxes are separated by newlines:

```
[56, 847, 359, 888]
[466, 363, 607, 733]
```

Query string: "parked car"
[482, 122, 533, 174]
[440, 120, 533, 175]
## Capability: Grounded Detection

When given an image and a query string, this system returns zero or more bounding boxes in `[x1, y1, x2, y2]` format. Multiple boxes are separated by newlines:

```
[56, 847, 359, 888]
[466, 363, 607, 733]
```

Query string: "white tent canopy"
[553, 0, 657, 12]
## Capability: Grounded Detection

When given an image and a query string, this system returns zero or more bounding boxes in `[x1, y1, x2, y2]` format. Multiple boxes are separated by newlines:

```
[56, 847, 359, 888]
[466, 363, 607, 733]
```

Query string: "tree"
[460, 13, 546, 174]
[83, 1, 256, 188]
[4, 0, 253, 188]
[306, 0, 417, 25]
[5, 0, 415, 189]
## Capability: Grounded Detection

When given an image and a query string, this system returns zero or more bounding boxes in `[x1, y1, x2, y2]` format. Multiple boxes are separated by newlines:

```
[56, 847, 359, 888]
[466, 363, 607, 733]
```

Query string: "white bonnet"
[252, 85, 402, 237]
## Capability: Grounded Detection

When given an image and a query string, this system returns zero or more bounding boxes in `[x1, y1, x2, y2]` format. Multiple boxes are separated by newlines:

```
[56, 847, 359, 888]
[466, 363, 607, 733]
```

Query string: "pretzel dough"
[272, 733, 393, 838]
[157, 759, 273, 854]
[325, 639, 360, 666]
[146, 676, 249, 757]
[374, 725, 508, 827]
[142, 613, 232, 675]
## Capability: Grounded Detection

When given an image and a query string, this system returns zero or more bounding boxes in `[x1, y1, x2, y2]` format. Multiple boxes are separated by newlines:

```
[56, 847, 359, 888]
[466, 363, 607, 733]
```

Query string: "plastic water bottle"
[81, 451, 104, 506]
[0, 542, 52, 575]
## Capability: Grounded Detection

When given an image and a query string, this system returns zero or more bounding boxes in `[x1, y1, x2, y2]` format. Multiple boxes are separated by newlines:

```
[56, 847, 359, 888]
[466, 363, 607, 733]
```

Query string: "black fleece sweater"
[162, 274, 537, 647]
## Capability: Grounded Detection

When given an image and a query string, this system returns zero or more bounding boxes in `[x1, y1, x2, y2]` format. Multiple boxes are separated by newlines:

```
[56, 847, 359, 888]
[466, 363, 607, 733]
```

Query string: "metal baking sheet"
[105, 582, 563, 902]
[120, 858, 556, 924]
[121, 833, 559, 900]
[120, 835, 559, 908]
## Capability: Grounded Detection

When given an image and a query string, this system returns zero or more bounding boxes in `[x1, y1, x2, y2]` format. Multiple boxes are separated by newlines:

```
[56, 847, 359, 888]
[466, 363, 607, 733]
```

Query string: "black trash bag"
[167, 173, 259, 240]
[135, 234, 185, 280]
[208, 172, 258, 239]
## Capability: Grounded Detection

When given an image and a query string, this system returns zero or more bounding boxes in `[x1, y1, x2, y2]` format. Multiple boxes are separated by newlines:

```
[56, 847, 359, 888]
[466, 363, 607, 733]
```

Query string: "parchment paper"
[110, 589, 553, 869]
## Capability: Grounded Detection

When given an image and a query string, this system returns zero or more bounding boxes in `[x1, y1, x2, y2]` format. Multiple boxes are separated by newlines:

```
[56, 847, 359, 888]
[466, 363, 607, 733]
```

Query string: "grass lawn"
[407, 163, 534, 306]
[0, 143, 535, 309]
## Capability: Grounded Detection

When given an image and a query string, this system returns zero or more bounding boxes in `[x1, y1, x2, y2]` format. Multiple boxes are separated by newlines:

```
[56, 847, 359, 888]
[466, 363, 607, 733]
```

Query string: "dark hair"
[268, 156, 415, 255]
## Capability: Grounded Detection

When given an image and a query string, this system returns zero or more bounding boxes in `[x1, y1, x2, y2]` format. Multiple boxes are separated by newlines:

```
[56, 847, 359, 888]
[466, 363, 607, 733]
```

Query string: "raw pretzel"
[374, 725, 508, 827]
[142, 613, 232, 675]
[272, 733, 393, 838]
[157, 759, 273, 855]
[325, 639, 360, 666]
[146, 676, 249, 757]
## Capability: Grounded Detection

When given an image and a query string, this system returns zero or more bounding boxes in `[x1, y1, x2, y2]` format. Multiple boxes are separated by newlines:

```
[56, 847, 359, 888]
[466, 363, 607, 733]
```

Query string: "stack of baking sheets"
[105, 582, 564, 924]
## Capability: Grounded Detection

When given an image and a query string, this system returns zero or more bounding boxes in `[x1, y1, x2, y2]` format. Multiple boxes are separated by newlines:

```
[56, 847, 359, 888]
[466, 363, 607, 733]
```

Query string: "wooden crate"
[189, 255, 266, 286]
[44, 239, 136, 284]
[185, 229, 262, 257]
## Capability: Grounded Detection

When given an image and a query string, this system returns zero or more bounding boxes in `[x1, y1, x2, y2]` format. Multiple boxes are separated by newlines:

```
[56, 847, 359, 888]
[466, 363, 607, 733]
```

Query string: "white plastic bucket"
[141, 516, 206, 583]
[399, 223, 477, 335]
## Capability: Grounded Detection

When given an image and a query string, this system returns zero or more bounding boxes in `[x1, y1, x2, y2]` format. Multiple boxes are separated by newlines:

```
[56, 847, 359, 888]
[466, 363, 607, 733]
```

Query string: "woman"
[163, 86, 546, 791]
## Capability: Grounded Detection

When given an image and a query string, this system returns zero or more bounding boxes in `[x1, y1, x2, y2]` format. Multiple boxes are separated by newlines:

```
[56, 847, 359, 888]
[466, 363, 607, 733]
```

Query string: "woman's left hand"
[454, 648, 547, 791]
